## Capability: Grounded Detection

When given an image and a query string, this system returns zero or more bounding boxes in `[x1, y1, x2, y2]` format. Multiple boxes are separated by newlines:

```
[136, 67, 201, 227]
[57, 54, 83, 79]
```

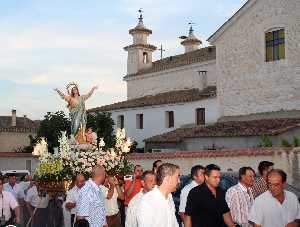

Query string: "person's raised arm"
[113, 177, 124, 200]
[83, 86, 98, 100]
[54, 88, 70, 102]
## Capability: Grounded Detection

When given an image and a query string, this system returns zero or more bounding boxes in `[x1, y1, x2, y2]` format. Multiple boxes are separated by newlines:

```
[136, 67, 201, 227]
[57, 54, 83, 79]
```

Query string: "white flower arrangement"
[33, 128, 133, 179]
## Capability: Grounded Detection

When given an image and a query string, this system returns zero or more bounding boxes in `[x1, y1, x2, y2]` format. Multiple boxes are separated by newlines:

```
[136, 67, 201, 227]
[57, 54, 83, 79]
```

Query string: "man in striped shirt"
[251, 161, 274, 198]
[226, 167, 255, 227]
[77, 165, 108, 227]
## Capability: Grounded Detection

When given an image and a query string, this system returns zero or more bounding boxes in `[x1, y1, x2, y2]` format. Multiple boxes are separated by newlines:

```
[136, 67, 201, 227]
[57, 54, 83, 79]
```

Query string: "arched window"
[143, 52, 149, 64]
[266, 28, 285, 62]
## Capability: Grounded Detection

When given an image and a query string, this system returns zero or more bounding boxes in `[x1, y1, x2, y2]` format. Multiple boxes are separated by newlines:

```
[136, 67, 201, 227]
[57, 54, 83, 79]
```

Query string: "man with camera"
[0, 178, 21, 227]
[124, 165, 143, 211]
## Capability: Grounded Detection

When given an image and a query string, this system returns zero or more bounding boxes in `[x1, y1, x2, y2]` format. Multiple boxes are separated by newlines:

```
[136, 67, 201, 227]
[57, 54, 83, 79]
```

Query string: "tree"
[86, 112, 115, 148]
[37, 111, 71, 152]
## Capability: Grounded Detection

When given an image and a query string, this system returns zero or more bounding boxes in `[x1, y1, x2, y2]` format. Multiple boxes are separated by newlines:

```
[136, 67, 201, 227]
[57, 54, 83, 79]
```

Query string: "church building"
[90, 0, 300, 151]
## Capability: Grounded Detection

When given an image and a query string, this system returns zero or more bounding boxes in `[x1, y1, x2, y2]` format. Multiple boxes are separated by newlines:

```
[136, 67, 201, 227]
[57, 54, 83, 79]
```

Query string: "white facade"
[109, 98, 219, 148]
[126, 60, 217, 99]
[209, 0, 300, 117]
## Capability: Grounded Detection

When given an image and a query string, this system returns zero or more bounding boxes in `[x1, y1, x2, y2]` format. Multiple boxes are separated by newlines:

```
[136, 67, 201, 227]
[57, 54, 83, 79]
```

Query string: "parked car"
[1, 170, 30, 182]
[172, 172, 300, 226]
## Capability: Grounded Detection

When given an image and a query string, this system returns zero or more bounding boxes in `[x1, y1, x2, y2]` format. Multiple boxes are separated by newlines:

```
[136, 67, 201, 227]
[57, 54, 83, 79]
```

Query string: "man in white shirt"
[179, 165, 204, 223]
[226, 167, 255, 227]
[125, 170, 156, 227]
[25, 179, 49, 227]
[3, 174, 25, 200]
[137, 163, 180, 227]
[0, 178, 20, 226]
[100, 175, 124, 227]
[249, 169, 300, 227]
[19, 175, 32, 193]
[65, 174, 86, 226]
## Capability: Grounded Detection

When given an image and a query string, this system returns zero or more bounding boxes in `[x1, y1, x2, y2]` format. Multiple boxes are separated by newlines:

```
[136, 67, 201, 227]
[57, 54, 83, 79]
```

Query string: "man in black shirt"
[184, 164, 236, 227]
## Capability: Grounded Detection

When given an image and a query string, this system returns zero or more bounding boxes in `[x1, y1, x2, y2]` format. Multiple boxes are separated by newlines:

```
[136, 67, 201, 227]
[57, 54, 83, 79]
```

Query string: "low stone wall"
[129, 147, 300, 188]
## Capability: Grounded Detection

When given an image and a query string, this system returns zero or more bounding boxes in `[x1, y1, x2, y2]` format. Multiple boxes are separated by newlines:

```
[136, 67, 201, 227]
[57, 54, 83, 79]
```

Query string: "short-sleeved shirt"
[66, 185, 81, 214]
[0, 191, 19, 221]
[3, 183, 25, 200]
[76, 179, 107, 227]
[25, 186, 39, 207]
[185, 183, 230, 227]
[249, 190, 300, 227]
[225, 183, 254, 227]
[99, 185, 119, 216]
[137, 186, 179, 227]
[124, 179, 142, 206]
[126, 190, 144, 227]
[25, 186, 49, 208]
[179, 180, 198, 213]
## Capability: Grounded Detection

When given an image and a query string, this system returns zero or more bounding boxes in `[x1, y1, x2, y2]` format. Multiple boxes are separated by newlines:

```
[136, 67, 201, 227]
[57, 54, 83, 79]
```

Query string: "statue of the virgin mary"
[54, 82, 98, 144]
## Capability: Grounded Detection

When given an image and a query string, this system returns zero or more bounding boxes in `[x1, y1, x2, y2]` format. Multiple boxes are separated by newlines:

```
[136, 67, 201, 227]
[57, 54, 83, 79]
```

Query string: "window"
[143, 52, 149, 64]
[165, 111, 174, 128]
[266, 29, 285, 62]
[136, 114, 143, 129]
[26, 160, 32, 173]
[117, 115, 124, 129]
[196, 108, 205, 125]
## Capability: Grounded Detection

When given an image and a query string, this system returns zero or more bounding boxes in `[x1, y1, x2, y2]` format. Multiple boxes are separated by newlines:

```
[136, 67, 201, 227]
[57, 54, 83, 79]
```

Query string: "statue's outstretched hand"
[93, 85, 99, 90]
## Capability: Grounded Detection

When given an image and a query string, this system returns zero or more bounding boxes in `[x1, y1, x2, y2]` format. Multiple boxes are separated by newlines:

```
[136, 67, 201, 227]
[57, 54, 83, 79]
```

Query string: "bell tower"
[181, 24, 202, 53]
[124, 10, 157, 75]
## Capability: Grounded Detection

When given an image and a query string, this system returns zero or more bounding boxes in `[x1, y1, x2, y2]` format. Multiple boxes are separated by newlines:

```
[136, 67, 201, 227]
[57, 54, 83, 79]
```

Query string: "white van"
[1, 170, 30, 182]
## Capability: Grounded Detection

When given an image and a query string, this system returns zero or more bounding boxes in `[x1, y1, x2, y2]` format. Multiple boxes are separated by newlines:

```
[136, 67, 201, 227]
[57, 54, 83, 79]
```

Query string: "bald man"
[77, 166, 108, 227]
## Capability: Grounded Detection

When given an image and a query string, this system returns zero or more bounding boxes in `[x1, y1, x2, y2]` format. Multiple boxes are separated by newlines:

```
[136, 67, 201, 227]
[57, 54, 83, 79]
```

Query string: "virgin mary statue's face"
[71, 87, 79, 96]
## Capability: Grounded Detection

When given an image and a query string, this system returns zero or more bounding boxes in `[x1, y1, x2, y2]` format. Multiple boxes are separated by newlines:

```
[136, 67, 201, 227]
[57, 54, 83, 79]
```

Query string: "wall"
[182, 127, 300, 150]
[214, 0, 300, 117]
[0, 132, 35, 152]
[129, 148, 300, 188]
[146, 127, 300, 151]
[0, 155, 39, 175]
[126, 60, 217, 100]
[110, 98, 219, 148]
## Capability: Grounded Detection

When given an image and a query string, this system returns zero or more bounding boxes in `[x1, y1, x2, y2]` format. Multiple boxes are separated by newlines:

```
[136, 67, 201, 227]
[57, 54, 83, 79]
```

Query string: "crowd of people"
[0, 160, 299, 227]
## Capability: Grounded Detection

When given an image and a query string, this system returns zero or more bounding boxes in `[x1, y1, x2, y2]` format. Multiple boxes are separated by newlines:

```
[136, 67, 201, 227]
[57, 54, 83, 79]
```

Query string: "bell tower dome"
[124, 10, 157, 75]
[181, 25, 202, 53]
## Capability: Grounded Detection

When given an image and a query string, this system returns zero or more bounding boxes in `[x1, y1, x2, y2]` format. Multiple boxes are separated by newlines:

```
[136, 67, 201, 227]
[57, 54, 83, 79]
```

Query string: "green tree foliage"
[260, 134, 273, 147]
[20, 135, 39, 153]
[86, 112, 115, 148]
[281, 139, 292, 147]
[293, 136, 300, 147]
[37, 111, 71, 152]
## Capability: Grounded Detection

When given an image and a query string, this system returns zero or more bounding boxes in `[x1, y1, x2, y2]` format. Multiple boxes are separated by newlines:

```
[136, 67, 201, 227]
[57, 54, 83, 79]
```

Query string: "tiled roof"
[88, 86, 216, 112]
[124, 46, 216, 79]
[0, 116, 40, 133]
[0, 152, 37, 157]
[145, 118, 300, 143]
[129, 147, 295, 160]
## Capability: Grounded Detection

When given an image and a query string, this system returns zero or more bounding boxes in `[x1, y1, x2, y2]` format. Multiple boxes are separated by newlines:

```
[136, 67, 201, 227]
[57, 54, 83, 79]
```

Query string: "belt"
[106, 212, 119, 219]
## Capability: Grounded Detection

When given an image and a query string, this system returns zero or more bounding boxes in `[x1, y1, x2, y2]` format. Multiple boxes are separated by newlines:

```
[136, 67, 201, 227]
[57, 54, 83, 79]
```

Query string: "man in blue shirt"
[77, 165, 108, 227]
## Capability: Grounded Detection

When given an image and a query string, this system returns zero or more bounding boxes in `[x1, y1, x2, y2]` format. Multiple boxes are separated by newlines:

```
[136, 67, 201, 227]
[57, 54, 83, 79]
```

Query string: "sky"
[0, 0, 247, 120]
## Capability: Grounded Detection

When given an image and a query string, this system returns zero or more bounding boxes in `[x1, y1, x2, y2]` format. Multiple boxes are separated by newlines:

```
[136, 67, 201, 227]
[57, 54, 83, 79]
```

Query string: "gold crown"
[66, 82, 79, 95]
